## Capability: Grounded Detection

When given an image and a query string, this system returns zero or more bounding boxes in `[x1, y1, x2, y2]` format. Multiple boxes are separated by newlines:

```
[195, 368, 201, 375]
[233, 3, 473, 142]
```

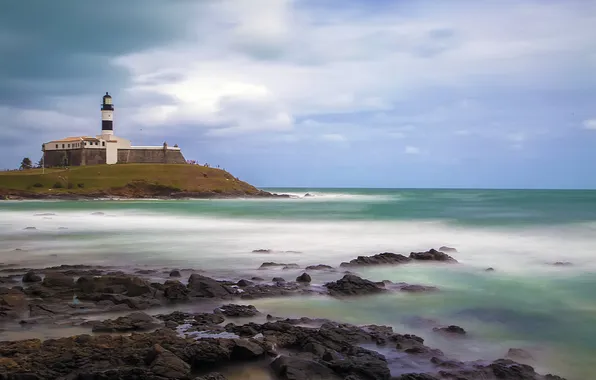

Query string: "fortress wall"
[44, 149, 89, 167]
[117, 149, 186, 164]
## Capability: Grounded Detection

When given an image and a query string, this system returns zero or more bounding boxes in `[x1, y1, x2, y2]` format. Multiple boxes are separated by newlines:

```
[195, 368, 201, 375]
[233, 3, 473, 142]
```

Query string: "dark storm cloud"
[0, 0, 200, 108]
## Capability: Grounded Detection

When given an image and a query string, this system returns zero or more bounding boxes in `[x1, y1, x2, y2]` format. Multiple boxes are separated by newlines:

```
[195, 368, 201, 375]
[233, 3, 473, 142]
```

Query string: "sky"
[0, 0, 595, 188]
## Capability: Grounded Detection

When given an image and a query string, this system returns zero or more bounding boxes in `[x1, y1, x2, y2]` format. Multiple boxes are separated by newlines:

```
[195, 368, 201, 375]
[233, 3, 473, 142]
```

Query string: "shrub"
[67, 183, 74, 189]
[77, 183, 85, 188]
[52, 182, 63, 189]
[32, 182, 43, 188]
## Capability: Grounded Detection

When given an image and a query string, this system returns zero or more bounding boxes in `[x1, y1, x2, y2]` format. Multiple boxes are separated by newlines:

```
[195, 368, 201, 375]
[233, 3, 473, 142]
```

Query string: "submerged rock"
[214, 304, 259, 317]
[553, 262, 572, 266]
[506, 347, 534, 361]
[252, 249, 272, 253]
[305, 264, 334, 271]
[439, 246, 457, 253]
[169, 270, 181, 277]
[325, 274, 386, 297]
[340, 252, 411, 267]
[236, 279, 254, 287]
[259, 262, 299, 270]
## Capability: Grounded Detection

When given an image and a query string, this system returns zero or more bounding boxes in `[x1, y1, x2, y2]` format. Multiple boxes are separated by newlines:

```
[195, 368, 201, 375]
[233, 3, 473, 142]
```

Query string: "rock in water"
[305, 264, 334, 271]
[236, 279, 254, 287]
[409, 249, 457, 263]
[163, 280, 189, 300]
[76, 275, 152, 297]
[325, 274, 386, 296]
[42, 274, 74, 288]
[259, 262, 299, 269]
[187, 274, 230, 298]
[506, 348, 534, 361]
[90, 312, 158, 332]
[271, 355, 341, 380]
[22, 271, 42, 283]
[169, 270, 181, 277]
[214, 304, 259, 317]
[433, 325, 466, 335]
[148, 344, 191, 379]
[340, 252, 412, 267]
[439, 246, 457, 253]
[296, 273, 311, 283]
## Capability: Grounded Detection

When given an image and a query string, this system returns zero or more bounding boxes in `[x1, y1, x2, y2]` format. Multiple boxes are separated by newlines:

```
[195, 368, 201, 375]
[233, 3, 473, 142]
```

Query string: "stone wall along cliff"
[117, 149, 186, 164]
[44, 149, 106, 167]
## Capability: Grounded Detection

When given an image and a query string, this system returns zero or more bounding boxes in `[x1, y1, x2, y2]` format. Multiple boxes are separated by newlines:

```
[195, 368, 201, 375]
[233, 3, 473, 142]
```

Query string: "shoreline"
[0, 250, 569, 380]
[0, 189, 291, 201]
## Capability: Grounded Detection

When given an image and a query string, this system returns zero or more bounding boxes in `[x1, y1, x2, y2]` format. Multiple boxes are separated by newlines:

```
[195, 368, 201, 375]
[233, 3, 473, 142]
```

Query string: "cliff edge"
[0, 164, 283, 200]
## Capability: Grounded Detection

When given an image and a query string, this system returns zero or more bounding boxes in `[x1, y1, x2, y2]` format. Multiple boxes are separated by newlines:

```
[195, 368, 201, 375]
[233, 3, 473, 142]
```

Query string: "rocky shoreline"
[0, 249, 567, 379]
[0, 189, 290, 201]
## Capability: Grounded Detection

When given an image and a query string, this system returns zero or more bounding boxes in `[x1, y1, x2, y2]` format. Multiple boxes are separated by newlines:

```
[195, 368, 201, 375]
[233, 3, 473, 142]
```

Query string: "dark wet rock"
[398, 284, 439, 293]
[485, 267, 495, 272]
[304, 193, 313, 197]
[409, 249, 457, 263]
[148, 343, 191, 379]
[325, 274, 386, 297]
[259, 262, 298, 269]
[23, 227, 37, 230]
[89, 312, 159, 332]
[76, 275, 152, 297]
[236, 279, 254, 287]
[151, 282, 165, 291]
[272, 277, 286, 283]
[214, 304, 259, 317]
[251, 277, 264, 281]
[305, 264, 334, 271]
[230, 339, 265, 359]
[0, 288, 28, 318]
[164, 280, 190, 300]
[433, 325, 466, 335]
[135, 269, 158, 275]
[340, 252, 411, 267]
[507, 348, 534, 361]
[169, 270, 181, 277]
[187, 274, 231, 298]
[553, 262, 572, 266]
[195, 373, 228, 380]
[283, 264, 301, 270]
[252, 249, 272, 253]
[22, 271, 42, 283]
[271, 355, 341, 380]
[41, 274, 74, 288]
[296, 273, 311, 283]
[394, 374, 439, 380]
[439, 246, 457, 253]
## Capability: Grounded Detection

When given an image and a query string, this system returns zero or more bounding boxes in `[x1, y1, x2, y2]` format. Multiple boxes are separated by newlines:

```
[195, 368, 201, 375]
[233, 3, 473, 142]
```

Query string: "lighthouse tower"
[101, 92, 114, 139]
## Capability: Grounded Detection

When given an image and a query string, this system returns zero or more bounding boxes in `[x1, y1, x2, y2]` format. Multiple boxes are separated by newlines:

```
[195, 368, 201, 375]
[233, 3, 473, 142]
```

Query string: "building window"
[55, 144, 58, 148]
[62, 144, 65, 148]
[102, 141, 105, 146]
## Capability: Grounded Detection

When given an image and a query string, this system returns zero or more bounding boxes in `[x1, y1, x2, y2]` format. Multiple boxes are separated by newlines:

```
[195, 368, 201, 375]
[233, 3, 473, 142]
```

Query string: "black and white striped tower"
[101, 92, 114, 137]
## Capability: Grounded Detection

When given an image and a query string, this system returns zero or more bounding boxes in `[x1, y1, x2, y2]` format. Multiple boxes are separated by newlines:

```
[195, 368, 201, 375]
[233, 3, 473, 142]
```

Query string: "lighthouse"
[101, 92, 114, 139]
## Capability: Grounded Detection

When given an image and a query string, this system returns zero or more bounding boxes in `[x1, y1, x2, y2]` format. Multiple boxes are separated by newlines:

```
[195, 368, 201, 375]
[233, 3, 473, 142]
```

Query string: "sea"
[1, 188, 595, 379]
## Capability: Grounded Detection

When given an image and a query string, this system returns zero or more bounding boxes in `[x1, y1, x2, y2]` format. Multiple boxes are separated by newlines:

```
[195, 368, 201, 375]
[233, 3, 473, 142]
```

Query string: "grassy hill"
[0, 164, 271, 199]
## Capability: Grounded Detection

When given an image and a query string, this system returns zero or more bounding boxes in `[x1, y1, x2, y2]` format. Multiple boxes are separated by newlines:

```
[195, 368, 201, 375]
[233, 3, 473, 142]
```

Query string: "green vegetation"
[19, 157, 32, 170]
[0, 164, 262, 197]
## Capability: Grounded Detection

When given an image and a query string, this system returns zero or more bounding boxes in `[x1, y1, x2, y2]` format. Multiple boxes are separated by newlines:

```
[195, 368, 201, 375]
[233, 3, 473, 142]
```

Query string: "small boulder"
[485, 267, 495, 272]
[169, 270, 181, 277]
[22, 271, 42, 283]
[236, 279, 254, 287]
[305, 264, 333, 271]
[187, 274, 230, 298]
[325, 275, 385, 297]
[271, 355, 341, 380]
[340, 252, 411, 267]
[259, 262, 299, 270]
[251, 277, 264, 281]
[433, 325, 466, 335]
[439, 246, 457, 253]
[296, 273, 311, 283]
[553, 262, 572, 266]
[214, 304, 259, 317]
[410, 249, 457, 263]
[230, 339, 265, 360]
[399, 284, 439, 293]
[91, 312, 158, 332]
[164, 280, 189, 300]
[272, 277, 286, 283]
[252, 249, 272, 253]
[148, 344, 191, 379]
[42, 274, 74, 288]
[23, 227, 37, 230]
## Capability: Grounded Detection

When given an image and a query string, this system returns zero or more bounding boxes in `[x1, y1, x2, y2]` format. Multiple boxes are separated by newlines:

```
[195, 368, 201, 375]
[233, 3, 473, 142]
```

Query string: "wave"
[1, 209, 595, 273]
[281, 191, 397, 202]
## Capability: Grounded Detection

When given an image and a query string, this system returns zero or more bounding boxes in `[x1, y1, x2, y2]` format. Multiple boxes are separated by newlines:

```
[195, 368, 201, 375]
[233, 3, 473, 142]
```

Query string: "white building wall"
[106, 143, 118, 164]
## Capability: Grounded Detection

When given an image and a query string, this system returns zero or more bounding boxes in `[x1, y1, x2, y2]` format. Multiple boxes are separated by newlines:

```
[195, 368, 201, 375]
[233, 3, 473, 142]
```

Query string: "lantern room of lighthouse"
[101, 92, 114, 138]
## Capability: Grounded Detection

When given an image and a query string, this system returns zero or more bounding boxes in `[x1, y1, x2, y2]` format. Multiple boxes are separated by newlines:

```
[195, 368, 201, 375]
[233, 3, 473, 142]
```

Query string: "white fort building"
[42, 92, 186, 167]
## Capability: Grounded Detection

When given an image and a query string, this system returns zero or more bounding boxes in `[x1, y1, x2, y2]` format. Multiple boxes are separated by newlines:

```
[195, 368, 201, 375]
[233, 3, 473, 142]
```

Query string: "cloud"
[583, 119, 596, 130]
[320, 134, 347, 143]
[404, 146, 421, 155]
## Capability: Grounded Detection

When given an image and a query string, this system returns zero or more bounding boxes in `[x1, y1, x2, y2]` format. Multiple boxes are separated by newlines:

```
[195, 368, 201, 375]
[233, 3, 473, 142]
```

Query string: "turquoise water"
[1, 188, 595, 378]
